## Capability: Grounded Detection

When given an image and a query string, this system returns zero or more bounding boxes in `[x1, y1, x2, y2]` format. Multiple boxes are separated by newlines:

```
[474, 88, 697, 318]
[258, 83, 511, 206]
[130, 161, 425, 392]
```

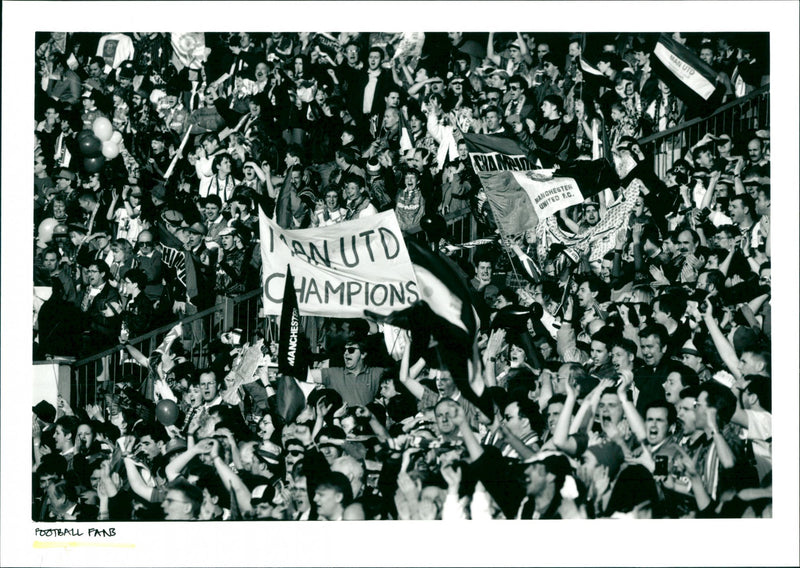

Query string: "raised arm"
[122, 342, 150, 367]
[165, 441, 205, 482]
[454, 405, 484, 462]
[617, 370, 646, 442]
[551, 380, 580, 455]
[701, 299, 742, 380]
[106, 187, 121, 221]
[208, 440, 253, 516]
[486, 32, 501, 66]
[399, 339, 427, 401]
[706, 407, 736, 469]
[559, 206, 582, 234]
[123, 457, 156, 501]
[480, 329, 506, 388]
[356, 405, 390, 443]
[571, 378, 615, 434]
[498, 421, 537, 462]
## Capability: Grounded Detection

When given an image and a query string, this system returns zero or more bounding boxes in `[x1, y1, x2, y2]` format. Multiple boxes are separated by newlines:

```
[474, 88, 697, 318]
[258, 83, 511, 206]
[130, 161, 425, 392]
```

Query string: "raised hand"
[631, 223, 643, 244]
[589, 378, 615, 405]
[616, 369, 634, 396]
[441, 464, 462, 492]
[706, 407, 719, 435]
[32, 415, 42, 440]
[316, 396, 333, 419]
[57, 395, 73, 416]
[615, 227, 627, 249]
[680, 262, 697, 283]
[396, 470, 420, 501]
[617, 303, 631, 324]
[649, 265, 669, 285]
[449, 403, 466, 428]
[485, 328, 507, 358]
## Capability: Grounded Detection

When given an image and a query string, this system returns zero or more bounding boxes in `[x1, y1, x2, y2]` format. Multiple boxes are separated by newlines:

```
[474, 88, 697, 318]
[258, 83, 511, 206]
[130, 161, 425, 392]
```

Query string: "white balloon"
[101, 140, 120, 160]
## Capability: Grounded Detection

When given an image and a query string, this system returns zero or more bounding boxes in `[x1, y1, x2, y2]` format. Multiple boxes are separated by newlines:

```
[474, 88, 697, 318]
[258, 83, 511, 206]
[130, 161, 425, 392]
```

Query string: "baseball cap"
[118, 61, 135, 79]
[219, 226, 238, 238]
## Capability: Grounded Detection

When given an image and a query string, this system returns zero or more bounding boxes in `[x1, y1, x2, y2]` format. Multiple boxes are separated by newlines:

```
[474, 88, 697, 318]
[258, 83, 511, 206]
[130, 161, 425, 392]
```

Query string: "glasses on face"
[137, 240, 153, 247]
[487, 97, 500, 103]
[344, 346, 360, 354]
[287, 450, 305, 457]
[509, 85, 521, 91]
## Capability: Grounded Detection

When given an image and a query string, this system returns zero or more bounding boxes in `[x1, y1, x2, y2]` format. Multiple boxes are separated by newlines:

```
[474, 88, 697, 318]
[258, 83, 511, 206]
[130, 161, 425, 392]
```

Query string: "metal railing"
[68, 289, 263, 408]
[406, 205, 481, 263]
[638, 86, 770, 178]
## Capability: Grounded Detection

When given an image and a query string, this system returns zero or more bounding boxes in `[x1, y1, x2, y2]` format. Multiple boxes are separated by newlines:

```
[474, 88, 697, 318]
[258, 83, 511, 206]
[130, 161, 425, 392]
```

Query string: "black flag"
[277, 265, 306, 379]
[276, 265, 308, 425]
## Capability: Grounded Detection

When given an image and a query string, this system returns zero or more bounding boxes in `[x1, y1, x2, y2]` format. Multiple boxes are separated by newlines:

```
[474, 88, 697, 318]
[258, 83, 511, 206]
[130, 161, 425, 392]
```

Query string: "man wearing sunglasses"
[307, 339, 385, 407]
[504, 74, 533, 123]
[134, 230, 164, 304]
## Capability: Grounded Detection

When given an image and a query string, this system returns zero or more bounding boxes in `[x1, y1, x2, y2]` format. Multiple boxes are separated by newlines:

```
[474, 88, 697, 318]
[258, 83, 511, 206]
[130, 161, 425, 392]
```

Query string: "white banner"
[509, 172, 584, 219]
[33, 364, 59, 408]
[259, 210, 419, 317]
[653, 41, 716, 99]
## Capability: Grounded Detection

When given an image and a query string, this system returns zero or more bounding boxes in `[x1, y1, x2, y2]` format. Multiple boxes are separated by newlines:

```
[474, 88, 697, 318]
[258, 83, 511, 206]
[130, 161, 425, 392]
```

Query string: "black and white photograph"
[2, 2, 798, 567]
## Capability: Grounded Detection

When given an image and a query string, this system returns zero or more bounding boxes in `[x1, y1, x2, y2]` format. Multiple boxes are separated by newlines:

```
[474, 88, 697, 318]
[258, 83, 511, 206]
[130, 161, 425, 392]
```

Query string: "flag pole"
[164, 126, 193, 179]
[456, 124, 537, 284]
